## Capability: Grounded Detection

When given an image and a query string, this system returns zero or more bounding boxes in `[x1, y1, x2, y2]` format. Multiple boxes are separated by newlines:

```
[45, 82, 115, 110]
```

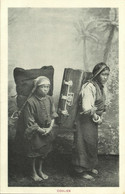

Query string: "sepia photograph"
[8, 7, 119, 187]
[1, 0, 125, 193]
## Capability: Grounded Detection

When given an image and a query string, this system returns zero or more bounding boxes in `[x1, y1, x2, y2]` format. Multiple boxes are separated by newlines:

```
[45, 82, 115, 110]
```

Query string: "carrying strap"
[11, 86, 36, 119]
[79, 64, 107, 95]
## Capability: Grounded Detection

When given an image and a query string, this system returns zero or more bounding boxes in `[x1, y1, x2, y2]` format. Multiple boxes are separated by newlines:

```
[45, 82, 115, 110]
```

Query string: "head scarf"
[92, 62, 110, 80]
[31, 76, 50, 94]
[34, 76, 50, 86]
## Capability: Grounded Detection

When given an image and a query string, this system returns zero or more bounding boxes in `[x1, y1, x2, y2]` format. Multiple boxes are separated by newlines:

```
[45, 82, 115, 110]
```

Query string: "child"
[23, 76, 58, 181]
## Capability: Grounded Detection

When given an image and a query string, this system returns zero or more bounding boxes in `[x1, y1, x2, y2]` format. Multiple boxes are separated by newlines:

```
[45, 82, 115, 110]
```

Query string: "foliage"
[95, 8, 118, 62]
[74, 18, 99, 71]
[98, 124, 119, 154]
[105, 45, 119, 108]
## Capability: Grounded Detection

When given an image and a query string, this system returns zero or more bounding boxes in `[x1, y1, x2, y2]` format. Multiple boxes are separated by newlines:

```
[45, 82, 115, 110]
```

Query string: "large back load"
[13, 66, 54, 108]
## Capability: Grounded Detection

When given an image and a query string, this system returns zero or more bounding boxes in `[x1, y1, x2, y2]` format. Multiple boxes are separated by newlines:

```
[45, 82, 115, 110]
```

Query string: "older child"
[23, 76, 58, 181]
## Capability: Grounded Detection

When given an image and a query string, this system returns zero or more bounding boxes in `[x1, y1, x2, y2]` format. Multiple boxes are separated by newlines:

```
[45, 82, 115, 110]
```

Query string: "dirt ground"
[8, 144, 119, 187]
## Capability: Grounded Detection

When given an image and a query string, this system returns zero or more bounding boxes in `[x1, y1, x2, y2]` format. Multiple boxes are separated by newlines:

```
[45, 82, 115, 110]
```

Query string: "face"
[36, 84, 50, 97]
[97, 69, 110, 85]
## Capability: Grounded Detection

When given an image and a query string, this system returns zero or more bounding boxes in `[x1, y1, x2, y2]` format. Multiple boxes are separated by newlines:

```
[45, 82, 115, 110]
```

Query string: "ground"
[8, 144, 119, 187]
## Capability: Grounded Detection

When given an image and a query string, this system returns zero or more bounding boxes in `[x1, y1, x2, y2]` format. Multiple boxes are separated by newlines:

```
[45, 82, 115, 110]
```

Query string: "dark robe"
[15, 95, 58, 158]
[72, 80, 106, 170]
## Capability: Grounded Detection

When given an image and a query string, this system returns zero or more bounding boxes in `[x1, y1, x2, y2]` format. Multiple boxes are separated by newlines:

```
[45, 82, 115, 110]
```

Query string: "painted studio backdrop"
[8, 8, 119, 155]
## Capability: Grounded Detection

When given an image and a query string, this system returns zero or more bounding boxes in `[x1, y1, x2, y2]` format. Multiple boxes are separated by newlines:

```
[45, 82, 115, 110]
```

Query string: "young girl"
[23, 76, 58, 181]
[72, 62, 110, 180]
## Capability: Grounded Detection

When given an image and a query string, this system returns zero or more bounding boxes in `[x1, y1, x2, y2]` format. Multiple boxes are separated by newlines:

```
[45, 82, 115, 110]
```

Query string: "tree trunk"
[83, 38, 87, 71]
[103, 25, 115, 63]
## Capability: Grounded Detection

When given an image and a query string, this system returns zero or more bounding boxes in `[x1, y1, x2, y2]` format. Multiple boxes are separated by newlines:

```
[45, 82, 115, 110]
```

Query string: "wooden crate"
[57, 68, 92, 129]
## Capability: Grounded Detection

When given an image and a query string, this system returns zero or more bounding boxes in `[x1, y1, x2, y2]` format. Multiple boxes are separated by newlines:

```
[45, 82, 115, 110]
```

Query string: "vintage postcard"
[1, 0, 125, 194]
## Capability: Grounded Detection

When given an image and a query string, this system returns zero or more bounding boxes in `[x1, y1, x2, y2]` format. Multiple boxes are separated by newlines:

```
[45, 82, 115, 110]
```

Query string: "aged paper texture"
[1, 0, 125, 193]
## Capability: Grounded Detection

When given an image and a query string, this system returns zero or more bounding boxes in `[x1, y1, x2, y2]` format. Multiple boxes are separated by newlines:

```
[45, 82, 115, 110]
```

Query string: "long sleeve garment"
[16, 94, 58, 158]
[79, 81, 106, 116]
[80, 82, 96, 114]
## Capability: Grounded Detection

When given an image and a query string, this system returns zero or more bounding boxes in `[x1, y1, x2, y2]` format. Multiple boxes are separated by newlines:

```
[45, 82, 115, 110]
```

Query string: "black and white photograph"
[1, 0, 125, 193]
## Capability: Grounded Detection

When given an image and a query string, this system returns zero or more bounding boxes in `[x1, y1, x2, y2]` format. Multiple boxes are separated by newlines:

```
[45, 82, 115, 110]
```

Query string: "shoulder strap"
[11, 87, 36, 119]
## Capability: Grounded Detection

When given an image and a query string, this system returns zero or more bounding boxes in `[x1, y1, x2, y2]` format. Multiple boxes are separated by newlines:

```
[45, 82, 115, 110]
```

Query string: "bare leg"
[74, 167, 95, 180]
[74, 166, 84, 173]
[38, 158, 48, 179]
[31, 158, 43, 181]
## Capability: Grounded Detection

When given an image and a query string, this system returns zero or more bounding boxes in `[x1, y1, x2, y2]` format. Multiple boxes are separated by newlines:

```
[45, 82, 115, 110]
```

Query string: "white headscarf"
[31, 76, 50, 94]
[34, 76, 50, 86]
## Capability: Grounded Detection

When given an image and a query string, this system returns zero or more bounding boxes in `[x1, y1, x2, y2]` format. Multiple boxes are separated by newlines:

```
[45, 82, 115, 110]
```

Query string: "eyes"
[38, 85, 50, 89]
[101, 73, 109, 77]
[100, 70, 110, 77]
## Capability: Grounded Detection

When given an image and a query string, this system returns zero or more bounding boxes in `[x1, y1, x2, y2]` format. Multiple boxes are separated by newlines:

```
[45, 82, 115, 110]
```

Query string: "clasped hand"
[93, 113, 102, 124]
[38, 127, 52, 136]
[42, 127, 52, 135]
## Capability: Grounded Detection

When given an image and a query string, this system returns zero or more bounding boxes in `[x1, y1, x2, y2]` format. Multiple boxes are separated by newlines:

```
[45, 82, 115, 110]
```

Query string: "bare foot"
[82, 174, 95, 181]
[74, 167, 83, 173]
[38, 171, 48, 180]
[31, 173, 43, 182]
[91, 169, 98, 174]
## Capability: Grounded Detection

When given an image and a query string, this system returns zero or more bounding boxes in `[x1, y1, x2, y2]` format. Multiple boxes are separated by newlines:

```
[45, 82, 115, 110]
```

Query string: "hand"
[93, 113, 98, 120]
[42, 119, 54, 136]
[92, 113, 102, 125]
[91, 107, 97, 115]
[42, 127, 52, 136]
[98, 118, 102, 125]
[38, 127, 46, 134]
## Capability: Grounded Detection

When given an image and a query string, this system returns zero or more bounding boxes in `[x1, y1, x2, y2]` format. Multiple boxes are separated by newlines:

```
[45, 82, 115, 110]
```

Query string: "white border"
[1, 0, 125, 193]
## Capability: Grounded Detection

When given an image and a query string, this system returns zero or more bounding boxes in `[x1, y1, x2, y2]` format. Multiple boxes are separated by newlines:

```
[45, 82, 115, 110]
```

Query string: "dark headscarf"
[92, 62, 110, 79]
[91, 62, 110, 93]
